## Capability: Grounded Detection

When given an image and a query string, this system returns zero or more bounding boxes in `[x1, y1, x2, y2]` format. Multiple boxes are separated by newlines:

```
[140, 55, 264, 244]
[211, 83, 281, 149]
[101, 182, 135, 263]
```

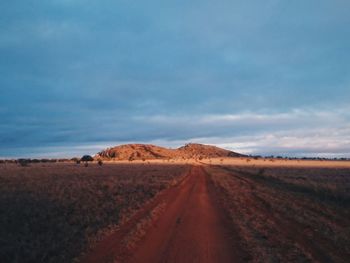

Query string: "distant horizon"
[1, 141, 349, 159]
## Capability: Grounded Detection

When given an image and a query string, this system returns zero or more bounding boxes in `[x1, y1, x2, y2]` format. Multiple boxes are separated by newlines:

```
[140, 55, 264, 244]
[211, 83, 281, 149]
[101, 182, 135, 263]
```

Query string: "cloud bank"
[1, 108, 349, 158]
[0, 1, 349, 157]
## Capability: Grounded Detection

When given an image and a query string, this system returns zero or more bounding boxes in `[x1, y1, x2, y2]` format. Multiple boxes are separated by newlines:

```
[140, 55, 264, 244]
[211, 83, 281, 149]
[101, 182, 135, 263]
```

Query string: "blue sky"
[1, 0, 350, 158]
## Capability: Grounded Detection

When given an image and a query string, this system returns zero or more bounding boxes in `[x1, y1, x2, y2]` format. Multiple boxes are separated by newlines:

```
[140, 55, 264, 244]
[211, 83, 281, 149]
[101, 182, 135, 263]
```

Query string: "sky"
[1, 0, 350, 158]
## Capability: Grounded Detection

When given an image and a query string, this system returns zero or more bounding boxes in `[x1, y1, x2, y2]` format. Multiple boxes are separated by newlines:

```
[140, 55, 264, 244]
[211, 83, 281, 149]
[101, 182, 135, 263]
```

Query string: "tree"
[81, 155, 93, 167]
[81, 155, 94, 162]
[18, 159, 29, 167]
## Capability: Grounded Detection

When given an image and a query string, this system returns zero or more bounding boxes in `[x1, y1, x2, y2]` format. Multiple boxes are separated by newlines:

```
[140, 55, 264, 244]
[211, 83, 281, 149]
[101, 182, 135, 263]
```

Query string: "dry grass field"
[204, 160, 350, 262]
[0, 162, 189, 263]
[1, 158, 349, 263]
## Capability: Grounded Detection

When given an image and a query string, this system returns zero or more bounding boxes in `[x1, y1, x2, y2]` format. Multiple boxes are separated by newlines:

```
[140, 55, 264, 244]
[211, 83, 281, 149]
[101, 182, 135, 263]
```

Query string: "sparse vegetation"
[0, 163, 188, 263]
[206, 164, 350, 262]
[1, 154, 349, 263]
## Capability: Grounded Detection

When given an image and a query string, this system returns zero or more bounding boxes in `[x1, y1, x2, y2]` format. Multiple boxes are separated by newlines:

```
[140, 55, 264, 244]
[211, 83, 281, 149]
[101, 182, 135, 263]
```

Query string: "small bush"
[18, 159, 30, 167]
[81, 155, 94, 162]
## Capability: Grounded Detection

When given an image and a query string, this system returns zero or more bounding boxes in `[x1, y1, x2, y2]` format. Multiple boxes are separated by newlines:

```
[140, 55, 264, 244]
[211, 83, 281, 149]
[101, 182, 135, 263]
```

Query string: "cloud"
[1, 107, 349, 158]
[135, 108, 349, 138]
[1, 1, 350, 157]
[128, 109, 350, 157]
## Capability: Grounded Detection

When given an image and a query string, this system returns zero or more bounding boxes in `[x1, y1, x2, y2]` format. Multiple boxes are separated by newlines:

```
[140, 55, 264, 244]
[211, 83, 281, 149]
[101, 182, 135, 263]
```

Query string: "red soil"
[82, 165, 247, 263]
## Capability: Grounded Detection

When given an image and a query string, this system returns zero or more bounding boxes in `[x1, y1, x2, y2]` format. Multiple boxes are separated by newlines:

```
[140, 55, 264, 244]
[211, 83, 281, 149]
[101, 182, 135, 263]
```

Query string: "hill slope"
[96, 143, 243, 160]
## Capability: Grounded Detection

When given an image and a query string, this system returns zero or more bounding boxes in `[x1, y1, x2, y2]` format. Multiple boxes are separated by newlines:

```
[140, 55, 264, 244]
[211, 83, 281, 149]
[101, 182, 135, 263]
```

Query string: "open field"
[204, 163, 350, 262]
[0, 162, 189, 262]
[1, 159, 350, 262]
[201, 157, 350, 168]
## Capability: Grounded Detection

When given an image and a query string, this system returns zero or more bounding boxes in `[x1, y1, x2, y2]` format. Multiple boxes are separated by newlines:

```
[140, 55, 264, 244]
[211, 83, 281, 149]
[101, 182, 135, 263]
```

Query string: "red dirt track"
[2, 156, 349, 262]
[83, 165, 246, 263]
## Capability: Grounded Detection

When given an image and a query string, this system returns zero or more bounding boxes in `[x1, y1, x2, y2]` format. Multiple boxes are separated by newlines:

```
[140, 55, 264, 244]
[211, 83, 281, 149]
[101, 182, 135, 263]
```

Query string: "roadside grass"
[0, 162, 188, 263]
[206, 164, 350, 262]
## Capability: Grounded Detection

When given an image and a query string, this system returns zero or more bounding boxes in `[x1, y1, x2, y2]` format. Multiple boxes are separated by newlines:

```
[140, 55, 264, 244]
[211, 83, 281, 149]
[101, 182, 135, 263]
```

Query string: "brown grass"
[1, 158, 349, 263]
[0, 162, 189, 263]
[205, 162, 350, 262]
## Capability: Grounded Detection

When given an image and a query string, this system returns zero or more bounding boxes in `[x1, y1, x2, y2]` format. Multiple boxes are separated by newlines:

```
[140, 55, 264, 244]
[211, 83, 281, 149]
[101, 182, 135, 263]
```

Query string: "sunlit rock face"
[96, 143, 244, 160]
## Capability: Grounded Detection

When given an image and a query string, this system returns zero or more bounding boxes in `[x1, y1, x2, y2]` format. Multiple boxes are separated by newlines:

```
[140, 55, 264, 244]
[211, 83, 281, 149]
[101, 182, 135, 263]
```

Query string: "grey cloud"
[2, 108, 349, 158]
[1, 1, 350, 157]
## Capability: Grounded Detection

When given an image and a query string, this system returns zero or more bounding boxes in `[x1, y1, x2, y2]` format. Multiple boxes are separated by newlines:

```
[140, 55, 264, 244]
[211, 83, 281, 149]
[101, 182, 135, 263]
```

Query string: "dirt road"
[82, 165, 246, 263]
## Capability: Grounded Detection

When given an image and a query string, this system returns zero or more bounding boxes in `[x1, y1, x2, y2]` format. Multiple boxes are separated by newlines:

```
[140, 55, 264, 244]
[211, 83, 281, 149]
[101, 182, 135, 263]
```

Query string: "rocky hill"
[96, 143, 243, 160]
[177, 143, 241, 158]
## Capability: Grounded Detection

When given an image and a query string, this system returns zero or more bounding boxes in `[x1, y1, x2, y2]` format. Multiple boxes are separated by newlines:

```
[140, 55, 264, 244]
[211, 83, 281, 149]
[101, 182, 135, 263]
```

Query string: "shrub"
[18, 159, 30, 167]
[81, 155, 94, 162]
